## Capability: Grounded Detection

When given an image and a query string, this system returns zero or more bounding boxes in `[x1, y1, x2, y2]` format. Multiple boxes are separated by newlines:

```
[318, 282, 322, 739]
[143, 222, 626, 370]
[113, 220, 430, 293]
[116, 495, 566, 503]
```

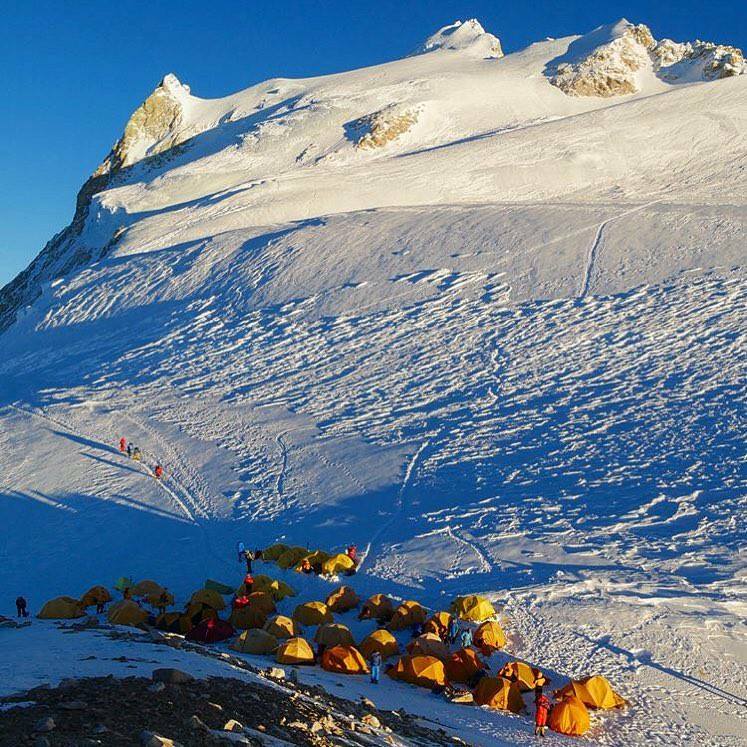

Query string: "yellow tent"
[359, 629, 400, 660]
[321, 645, 369, 674]
[451, 595, 496, 622]
[276, 637, 315, 665]
[314, 623, 355, 648]
[231, 629, 278, 655]
[549, 696, 590, 736]
[293, 601, 333, 626]
[388, 600, 428, 631]
[264, 615, 302, 639]
[474, 620, 507, 653]
[189, 588, 226, 611]
[262, 543, 290, 562]
[107, 599, 149, 627]
[131, 579, 164, 597]
[277, 547, 309, 569]
[37, 596, 85, 619]
[251, 575, 296, 601]
[424, 611, 452, 637]
[407, 633, 450, 661]
[360, 594, 394, 621]
[325, 585, 359, 613]
[321, 553, 355, 576]
[295, 550, 330, 572]
[80, 585, 112, 608]
[145, 590, 174, 608]
[499, 661, 548, 691]
[555, 675, 627, 710]
[388, 655, 446, 689]
[229, 605, 268, 630]
[474, 677, 524, 713]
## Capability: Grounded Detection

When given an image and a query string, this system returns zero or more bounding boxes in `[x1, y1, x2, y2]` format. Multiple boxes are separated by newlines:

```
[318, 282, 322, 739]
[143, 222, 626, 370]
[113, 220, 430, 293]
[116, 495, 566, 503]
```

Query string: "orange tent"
[498, 661, 548, 691]
[325, 585, 359, 613]
[407, 633, 450, 661]
[229, 605, 268, 630]
[474, 620, 506, 653]
[360, 594, 394, 621]
[388, 655, 446, 689]
[293, 601, 333, 626]
[358, 629, 400, 659]
[80, 585, 112, 608]
[276, 637, 315, 665]
[474, 677, 524, 713]
[264, 615, 302, 639]
[321, 645, 369, 674]
[445, 648, 488, 683]
[424, 611, 452, 637]
[549, 696, 590, 736]
[554, 675, 627, 710]
[314, 623, 355, 648]
[388, 601, 427, 631]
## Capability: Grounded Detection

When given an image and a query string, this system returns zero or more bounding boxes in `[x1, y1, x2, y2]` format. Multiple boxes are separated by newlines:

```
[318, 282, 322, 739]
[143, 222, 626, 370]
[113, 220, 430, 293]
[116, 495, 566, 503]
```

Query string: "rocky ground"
[0, 668, 463, 747]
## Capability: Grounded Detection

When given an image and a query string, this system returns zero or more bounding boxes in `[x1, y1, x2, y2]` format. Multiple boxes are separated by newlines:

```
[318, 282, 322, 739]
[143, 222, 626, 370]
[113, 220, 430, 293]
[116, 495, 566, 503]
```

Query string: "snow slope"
[0, 17, 745, 746]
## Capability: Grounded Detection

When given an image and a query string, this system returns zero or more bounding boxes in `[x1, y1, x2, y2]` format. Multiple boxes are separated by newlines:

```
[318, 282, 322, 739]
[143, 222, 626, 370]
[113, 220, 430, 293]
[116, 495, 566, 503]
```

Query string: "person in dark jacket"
[15, 596, 28, 617]
[370, 651, 382, 684]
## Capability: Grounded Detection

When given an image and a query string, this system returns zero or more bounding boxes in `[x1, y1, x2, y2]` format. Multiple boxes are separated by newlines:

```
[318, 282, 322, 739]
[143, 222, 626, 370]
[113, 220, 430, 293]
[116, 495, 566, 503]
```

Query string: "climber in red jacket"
[534, 687, 551, 737]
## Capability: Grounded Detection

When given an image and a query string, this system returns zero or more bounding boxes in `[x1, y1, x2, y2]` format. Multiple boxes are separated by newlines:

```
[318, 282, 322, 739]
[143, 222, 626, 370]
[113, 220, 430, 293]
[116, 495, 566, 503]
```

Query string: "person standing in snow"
[132, 447, 141, 462]
[15, 596, 28, 618]
[236, 541, 246, 563]
[154, 464, 164, 480]
[243, 549, 255, 573]
[534, 686, 551, 737]
[119, 437, 127, 453]
[459, 627, 473, 649]
[370, 650, 382, 684]
[126, 442, 133, 458]
[448, 616, 460, 644]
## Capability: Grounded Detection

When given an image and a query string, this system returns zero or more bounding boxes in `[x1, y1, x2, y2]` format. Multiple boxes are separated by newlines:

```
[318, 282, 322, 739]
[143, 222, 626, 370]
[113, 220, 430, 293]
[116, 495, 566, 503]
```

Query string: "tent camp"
[251, 575, 296, 601]
[359, 594, 394, 622]
[131, 579, 164, 597]
[261, 543, 290, 562]
[37, 596, 85, 619]
[451, 595, 496, 622]
[187, 618, 235, 644]
[549, 696, 590, 736]
[358, 629, 400, 659]
[229, 605, 268, 630]
[388, 655, 446, 689]
[80, 585, 112, 608]
[473, 677, 525, 713]
[555, 675, 627, 710]
[107, 599, 149, 627]
[189, 588, 226, 611]
[474, 620, 507, 653]
[321, 645, 369, 674]
[314, 623, 355, 648]
[231, 629, 279, 655]
[445, 648, 488, 683]
[264, 615, 302, 639]
[388, 601, 428, 631]
[293, 601, 333, 626]
[498, 661, 548, 691]
[325, 585, 359, 613]
[321, 553, 356, 576]
[424, 611, 452, 638]
[276, 637, 315, 665]
[277, 547, 309, 569]
[295, 550, 330, 572]
[407, 633, 450, 661]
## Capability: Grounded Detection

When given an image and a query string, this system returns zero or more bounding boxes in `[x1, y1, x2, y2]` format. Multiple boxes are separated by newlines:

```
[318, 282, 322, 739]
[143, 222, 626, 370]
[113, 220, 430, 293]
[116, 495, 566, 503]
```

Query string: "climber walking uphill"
[119, 437, 127, 453]
[154, 464, 164, 480]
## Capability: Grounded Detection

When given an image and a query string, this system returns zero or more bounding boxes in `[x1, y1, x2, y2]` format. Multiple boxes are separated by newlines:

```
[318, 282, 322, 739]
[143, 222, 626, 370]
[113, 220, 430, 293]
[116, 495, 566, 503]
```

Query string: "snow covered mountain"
[1, 18, 745, 746]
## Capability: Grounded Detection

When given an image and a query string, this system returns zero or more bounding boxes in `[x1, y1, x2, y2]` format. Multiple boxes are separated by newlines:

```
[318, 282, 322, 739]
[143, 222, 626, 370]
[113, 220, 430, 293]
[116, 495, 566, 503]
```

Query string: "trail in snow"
[274, 432, 290, 511]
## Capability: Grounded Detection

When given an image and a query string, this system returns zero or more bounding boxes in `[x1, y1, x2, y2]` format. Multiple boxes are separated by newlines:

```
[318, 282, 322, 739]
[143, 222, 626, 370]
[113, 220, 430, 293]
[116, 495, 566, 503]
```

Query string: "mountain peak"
[414, 18, 503, 58]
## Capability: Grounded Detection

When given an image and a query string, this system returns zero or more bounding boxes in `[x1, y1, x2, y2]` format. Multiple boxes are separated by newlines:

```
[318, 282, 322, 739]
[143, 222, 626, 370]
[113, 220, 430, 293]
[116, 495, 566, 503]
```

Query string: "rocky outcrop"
[350, 106, 420, 150]
[550, 20, 745, 97]
[414, 19, 503, 59]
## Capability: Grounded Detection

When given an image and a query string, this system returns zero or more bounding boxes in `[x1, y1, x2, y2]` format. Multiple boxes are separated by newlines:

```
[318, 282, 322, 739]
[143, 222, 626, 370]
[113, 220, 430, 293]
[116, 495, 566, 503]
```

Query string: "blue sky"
[1, 0, 745, 286]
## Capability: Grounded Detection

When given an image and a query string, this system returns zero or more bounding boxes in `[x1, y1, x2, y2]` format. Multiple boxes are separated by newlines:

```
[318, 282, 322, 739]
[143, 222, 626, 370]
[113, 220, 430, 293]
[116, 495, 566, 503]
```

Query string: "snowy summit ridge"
[414, 19, 503, 58]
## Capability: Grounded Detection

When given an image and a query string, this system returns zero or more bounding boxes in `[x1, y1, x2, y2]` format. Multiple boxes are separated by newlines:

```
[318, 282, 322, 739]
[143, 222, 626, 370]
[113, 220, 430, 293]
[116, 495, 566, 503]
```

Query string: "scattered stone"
[140, 730, 179, 747]
[207, 701, 223, 712]
[360, 697, 376, 710]
[223, 719, 244, 732]
[362, 714, 381, 729]
[267, 667, 285, 680]
[58, 678, 81, 689]
[152, 668, 194, 684]
[33, 717, 55, 733]
[187, 714, 209, 732]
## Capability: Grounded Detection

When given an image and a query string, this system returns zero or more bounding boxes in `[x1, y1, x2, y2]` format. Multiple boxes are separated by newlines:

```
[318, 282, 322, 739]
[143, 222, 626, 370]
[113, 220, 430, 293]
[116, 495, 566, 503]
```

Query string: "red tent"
[186, 617, 235, 643]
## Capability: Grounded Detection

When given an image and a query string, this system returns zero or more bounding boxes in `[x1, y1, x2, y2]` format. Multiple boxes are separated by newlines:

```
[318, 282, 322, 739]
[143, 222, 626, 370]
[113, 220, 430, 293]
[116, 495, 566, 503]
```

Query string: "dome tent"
[264, 615, 302, 639]
[293, 601, 333, 626]
[187, 618, 235, 643]
[388, 600, 428, 631]
[244, 592, 276, 615]
[473, 677, 524, 713]
[474, 620, 506, 653]
[231, 629, 278, 655]
[554, 675, 627, 709]
[407, 633, 450, 661]
[155, 612, 182, 633]
[107, 599, 149, 627]
[359, 594, 394, 621]
[80, 585, 112, 608]
[131, 579, 164, 597]
[388, 655, 446, 689]
[277, 547, 309, 569]
[189, 588, 226, 611]
[276, 637, 315, 665]
[314, 623, 355, 648]
[229, 605, 268, 630]
[450, 595, 496, 622]
[38, 596, 85, 620]
[325, 585, 359, 613]
[549, 696, 590, 736]
[424, 611, 452, 637]
[321, 553, 356, 576]
[321, 645, 369, 674]
[358, 629, 400, 659]
[445, 647, 489, 683]
[261, 543, 290, 562]
[498, 661, 548, 691]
